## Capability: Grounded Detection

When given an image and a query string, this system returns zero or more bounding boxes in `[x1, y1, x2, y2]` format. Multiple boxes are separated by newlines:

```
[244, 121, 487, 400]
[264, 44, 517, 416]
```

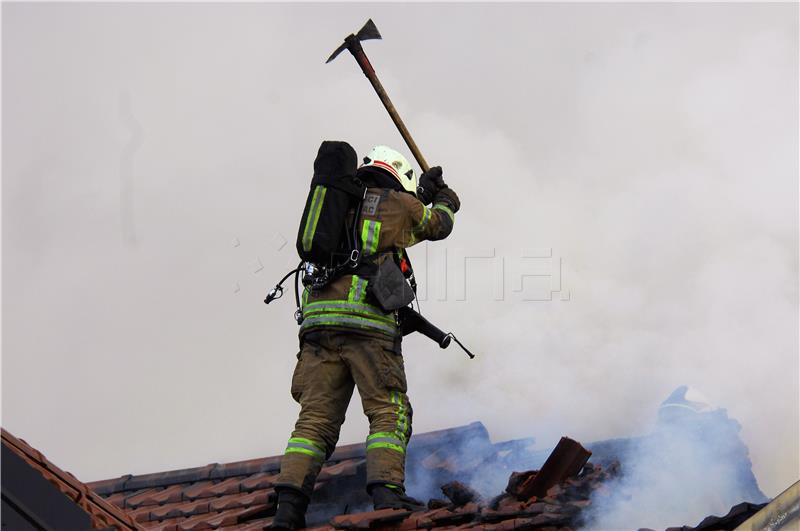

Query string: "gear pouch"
[369, 258, 415, 312]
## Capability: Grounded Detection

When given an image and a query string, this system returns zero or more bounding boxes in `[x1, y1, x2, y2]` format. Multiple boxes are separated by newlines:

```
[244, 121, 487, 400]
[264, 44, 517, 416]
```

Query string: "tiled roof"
[85, 423, 607, 531]
[85, 423, 495, 530]
[1, 428, 140, 530]
[4, 416, 773, 531]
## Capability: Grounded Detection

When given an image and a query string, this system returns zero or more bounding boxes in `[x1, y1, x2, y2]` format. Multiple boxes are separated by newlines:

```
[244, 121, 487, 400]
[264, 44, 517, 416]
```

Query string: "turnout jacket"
[299, 187, 456, 339]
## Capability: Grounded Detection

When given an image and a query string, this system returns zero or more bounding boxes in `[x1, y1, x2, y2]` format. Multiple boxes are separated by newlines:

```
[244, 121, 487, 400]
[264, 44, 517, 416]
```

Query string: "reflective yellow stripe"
[300, 315, 396, 335]
[432, 203, 454, 223]
[366, 442, 406, 454]
[367, 431, 405, 444]
[285, 437, 325, 461]
[414, 206, 432, 232]
[302, 302, 394, 324]
[361, 220, 382, 255]
[392, 391, 410, 443]
[285, 447, 324, 459]
[288, 437, 325, 452]
[302, 186, 327, 252]
[366, 432, 406, 449]
[348, 275, 368, 303]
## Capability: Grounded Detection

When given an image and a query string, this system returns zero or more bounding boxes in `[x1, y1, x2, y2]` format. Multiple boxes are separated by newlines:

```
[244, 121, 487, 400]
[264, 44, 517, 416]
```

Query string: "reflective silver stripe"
[353, 277, 366, 302]
[300, 315, 396, 334]
[286, 442, 324, 457]
[364, 221, 377, 255]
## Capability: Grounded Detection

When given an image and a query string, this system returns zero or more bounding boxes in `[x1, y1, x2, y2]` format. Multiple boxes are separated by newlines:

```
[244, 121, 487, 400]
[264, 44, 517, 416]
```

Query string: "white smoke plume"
[580, 389, 767, 529]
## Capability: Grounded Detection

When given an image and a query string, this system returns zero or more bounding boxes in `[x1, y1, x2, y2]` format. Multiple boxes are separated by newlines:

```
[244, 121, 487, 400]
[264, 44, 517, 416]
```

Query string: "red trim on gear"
[371, 159, 402, 181]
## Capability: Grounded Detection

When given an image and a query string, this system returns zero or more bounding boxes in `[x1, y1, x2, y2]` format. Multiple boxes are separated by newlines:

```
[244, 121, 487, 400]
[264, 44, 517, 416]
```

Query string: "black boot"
[370, 484, 425, 511]
[271, 487, 309, 530]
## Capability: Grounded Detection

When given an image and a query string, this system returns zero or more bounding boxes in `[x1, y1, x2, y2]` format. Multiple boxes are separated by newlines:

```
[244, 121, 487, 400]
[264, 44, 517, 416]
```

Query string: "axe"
[326, 19, 430, 173]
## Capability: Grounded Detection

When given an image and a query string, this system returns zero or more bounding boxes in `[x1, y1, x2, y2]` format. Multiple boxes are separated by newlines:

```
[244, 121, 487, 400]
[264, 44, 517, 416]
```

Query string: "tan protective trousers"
[276, 330, 412, 497]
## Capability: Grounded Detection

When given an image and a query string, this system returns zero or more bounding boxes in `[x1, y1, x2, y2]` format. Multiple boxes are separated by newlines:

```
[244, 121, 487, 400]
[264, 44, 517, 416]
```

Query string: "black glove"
[417, 166, 445, 205]
[434, 187, 460, 214]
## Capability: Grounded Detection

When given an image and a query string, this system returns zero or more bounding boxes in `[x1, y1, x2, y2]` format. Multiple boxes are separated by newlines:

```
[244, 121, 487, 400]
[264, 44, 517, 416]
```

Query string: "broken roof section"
[85, 422, 614, 530]
[1, 386, 771, 530]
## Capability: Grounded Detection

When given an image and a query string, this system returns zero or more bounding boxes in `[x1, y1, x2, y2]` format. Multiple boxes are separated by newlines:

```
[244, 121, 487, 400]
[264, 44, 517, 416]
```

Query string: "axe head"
[326, 19, 383, 64]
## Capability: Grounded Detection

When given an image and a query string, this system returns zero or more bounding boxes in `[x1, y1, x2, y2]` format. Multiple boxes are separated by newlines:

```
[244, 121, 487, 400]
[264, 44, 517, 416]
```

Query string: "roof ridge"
[1, 427, 141, 530]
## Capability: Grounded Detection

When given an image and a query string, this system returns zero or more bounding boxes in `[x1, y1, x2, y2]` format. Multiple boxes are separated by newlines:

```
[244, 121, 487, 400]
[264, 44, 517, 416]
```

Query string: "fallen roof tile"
[505, 471, 537, 498]
[516, 438, 590, 500]
[441, 481, 481, 506]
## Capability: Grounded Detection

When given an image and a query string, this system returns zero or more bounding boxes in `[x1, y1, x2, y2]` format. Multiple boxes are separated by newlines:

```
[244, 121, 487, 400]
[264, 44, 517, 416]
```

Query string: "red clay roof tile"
[149, 499, 211, 521]
[1, 428, 140, 530]
[240, 471, 279, 491]
[208, 489, 273, 511]
[331, 508, 412, 529]
[81, 423, 618, 531]
[179, 480, 213, 500]
[223, 517, 274, 530]
[107, 490, 133, 508]
[127, 486, 181, 508]
[141, 520, 178, 531]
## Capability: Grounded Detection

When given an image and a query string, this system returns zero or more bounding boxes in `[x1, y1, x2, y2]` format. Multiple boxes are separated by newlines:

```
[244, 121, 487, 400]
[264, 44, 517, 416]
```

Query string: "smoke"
[2, 3, 797, 519]
[581, 396, 768, 529]
[399, 389, 767, 530]
[398, 3, 798, 504]
[403, 423, 515, 502]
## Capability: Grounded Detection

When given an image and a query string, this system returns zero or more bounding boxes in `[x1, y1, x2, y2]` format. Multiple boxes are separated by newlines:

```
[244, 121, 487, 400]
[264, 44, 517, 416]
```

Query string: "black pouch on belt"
[368, 257, 415, 312]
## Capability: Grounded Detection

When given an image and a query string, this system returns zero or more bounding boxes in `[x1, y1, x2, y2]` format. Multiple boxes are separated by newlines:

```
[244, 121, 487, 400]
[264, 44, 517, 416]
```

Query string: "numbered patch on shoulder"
[361, 192, 381, 216]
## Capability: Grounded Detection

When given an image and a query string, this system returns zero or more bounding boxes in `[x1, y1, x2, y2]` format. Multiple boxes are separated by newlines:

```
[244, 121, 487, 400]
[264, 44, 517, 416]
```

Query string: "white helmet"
[362, 145, 417, 196]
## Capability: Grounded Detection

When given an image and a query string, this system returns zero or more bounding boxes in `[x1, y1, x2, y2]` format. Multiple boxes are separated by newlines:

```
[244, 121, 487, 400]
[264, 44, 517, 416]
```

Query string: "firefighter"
[271, 144, 460, 530]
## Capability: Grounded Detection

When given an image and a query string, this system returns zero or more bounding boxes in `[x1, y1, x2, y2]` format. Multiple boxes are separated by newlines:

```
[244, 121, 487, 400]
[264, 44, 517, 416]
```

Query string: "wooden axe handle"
[348, 41, 430, 173]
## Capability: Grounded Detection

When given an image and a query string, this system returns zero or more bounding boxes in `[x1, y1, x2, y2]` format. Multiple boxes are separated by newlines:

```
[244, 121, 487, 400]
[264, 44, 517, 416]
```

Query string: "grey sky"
[2, 1, 797, 503]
